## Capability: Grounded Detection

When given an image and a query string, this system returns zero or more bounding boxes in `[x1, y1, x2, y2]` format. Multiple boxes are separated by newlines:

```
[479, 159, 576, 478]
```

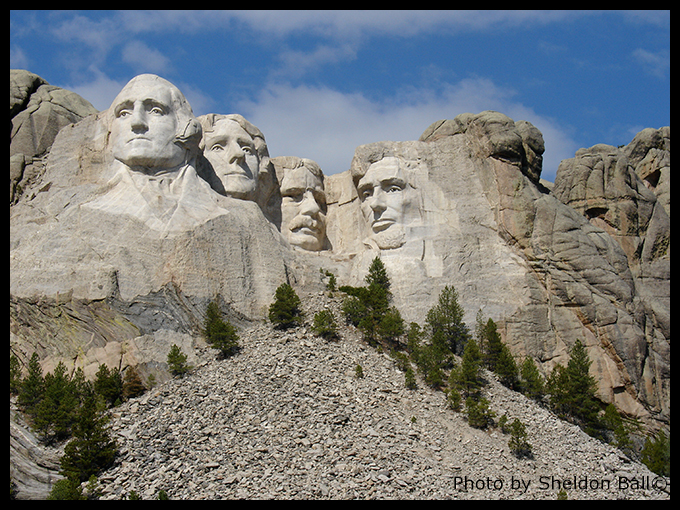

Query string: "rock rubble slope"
[96, 293, 667, 500]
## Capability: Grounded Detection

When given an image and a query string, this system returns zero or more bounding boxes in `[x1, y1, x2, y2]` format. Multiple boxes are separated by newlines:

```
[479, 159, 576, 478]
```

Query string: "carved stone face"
[280, 166, 326, 251]
[201, 119, 261, 200]
[357, 157, 408, 249]
[110, 79, 186, 171]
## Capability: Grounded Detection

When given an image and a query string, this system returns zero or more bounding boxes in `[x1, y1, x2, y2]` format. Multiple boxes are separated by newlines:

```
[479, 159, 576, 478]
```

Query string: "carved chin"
[371, 227, 406, 250]
[220, 175, 257, 199]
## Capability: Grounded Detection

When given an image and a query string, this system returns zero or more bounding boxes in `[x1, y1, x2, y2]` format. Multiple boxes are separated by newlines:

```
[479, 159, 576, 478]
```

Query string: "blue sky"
[10, 10, 670, 182]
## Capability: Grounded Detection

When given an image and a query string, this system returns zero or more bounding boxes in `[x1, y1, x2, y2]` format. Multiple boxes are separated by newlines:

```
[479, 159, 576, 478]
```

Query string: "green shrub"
[465, 395, 495, 429]
[167, 344, 191, 378]
[204, 301, 240, 358]
[312, 309, 339, 340]
[508, 418, 533, 459]
[641, 430, 670, 476]
[268, 283, 303, 329]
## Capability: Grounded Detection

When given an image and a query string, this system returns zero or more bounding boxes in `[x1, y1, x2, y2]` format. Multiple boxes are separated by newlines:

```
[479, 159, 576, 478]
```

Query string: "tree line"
[267, 256, 669, 474]
[10, 257, 669, 498]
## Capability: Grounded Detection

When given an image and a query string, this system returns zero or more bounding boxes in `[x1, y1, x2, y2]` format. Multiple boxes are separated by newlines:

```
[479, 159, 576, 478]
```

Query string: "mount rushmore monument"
[10, 71, 669, 430]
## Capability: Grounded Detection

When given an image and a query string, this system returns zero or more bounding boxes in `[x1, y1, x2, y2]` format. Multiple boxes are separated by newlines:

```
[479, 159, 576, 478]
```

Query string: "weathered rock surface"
[10, 69, 97, 203]
[11, 295, 669, 500]
[9, 71, 670, 499]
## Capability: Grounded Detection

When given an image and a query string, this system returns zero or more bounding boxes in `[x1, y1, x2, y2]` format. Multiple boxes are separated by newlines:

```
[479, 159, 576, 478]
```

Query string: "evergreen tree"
[93, 364, 123, 407]
[547, 339, 602, 435]
[365, 256, 390, 293]
[519, 356, 545, 401]
[457, 338, 483, 396]
[340, 257, 404, 347]
[508, 418, 533, 459]
[465, 395, 496, 429]
[640, 430, 670, 476]
[122, 367, 146, 400]
[425, 285, 470, 356]
[60, 383, 117, 483]
[167, 344, 191, 378]
[47, 477, 85, 500]
[268, 283, 303, 330]
[404, 366, 417, 390]
[495, 343, 519, 390]
[602, 404, 633, 453]
[34, 362, 78, 441]
[204, 301, 240, 358]
[18, 352, 45, 419]
[481, 318, 504, 371]
[10, 354, 22, 395]
[312, 309, 340, 340]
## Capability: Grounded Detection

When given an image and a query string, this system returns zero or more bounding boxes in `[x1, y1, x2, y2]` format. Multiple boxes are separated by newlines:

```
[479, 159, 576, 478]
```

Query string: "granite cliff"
[10, 70, 670, 498]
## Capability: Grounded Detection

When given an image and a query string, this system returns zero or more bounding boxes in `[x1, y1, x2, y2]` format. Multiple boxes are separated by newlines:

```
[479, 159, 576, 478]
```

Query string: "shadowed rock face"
[10, 73, 669, 444]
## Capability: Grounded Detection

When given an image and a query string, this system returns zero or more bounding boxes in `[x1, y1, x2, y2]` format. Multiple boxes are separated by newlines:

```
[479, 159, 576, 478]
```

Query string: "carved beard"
[370, 225, 406, 250]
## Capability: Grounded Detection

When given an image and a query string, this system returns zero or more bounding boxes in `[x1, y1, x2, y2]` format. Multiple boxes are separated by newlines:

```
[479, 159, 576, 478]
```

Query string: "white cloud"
[61, 68, 127, 111]
[237, 78, 577, 181]
[121, 40, 173, 75]
[632, 48, 670, 79]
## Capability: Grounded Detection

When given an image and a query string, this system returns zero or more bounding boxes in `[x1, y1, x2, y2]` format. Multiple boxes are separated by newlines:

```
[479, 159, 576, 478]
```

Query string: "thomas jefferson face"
[201, 119, 261, 200]
[357, 157, 408, 249]
[280, 166, 326, 251]
[110, 78, 187, 171]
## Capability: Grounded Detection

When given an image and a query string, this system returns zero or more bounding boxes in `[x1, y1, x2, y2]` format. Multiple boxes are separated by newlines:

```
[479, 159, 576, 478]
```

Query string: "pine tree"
[495, 343, 519, 390]
[60, 383, 117, 483]
[167, 344, 191, 377]
[268, 283, 303, 330]
[465, 395, 495, 429]
[204, 301, 240, 357]
[340, 257, 404, 347]
[519, 356, 545, 401]
[365, 256, 390, 293]
[508, 418, 533, 459]
[425, 285, 470, 356]
[18, 352, 45, 419]
[547, 339, 602, 435]
[312, 309, 340, 340]
[404, 366, 417, 390]
[34, 362, 78, 441]
[640, 430, 670, 476]
[457, 338, 483, 396]
[93, 364, 123, 407]
[482, 318, 504, 371]
[10, 354, 22, 395]
[122, 367, 146, 400]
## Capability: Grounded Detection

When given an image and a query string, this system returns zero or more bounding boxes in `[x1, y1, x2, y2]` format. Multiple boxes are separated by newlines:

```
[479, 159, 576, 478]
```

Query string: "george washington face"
[109, 76, 190, 172]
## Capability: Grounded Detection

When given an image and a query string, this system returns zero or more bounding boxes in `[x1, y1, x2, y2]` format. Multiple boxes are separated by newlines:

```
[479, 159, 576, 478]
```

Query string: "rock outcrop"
[9, 71, 670, 499]
[10, 69, 97, 204]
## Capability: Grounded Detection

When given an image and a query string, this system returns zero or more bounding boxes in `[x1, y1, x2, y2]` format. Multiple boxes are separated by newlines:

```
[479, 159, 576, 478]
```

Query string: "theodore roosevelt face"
[357, 157, 408, 249]
[280, 164, 326, 251]
[110, 77, 187, 172]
